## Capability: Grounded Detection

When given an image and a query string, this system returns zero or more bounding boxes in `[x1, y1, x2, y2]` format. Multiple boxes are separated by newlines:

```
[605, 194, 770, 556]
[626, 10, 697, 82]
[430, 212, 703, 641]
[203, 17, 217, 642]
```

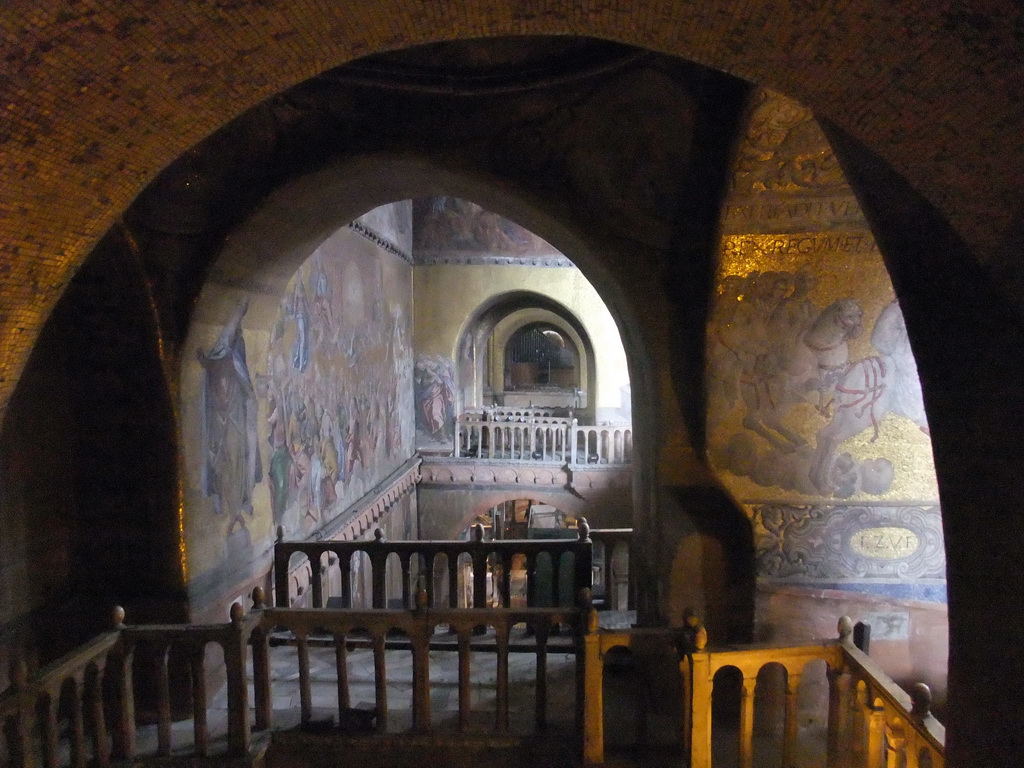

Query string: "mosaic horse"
[740, 298, 864, 452]
[809, 301, 929, 493]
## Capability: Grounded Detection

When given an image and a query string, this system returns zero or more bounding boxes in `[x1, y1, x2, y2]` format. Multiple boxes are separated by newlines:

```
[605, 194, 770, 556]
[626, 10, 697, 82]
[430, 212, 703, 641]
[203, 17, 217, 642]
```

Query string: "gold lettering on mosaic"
[722, 233, 879, 260]
[849, 526, 920, 560]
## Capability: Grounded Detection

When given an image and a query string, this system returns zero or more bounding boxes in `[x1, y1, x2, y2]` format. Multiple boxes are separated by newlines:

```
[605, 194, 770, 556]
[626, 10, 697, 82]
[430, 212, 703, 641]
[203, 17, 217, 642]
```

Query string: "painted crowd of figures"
[709, 269, 929, 498]
[199, 243, 414, 541]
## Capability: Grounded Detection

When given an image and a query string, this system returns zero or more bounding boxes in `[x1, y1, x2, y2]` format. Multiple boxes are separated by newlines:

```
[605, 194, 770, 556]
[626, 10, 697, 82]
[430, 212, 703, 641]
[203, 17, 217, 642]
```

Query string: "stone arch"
[454, 289, 601, 417]
[1, 5, 1020, 403]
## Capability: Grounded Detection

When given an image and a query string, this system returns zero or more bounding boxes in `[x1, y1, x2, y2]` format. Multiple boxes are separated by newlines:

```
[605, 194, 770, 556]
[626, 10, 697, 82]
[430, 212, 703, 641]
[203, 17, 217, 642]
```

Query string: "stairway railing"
[580, 613, 945, 768]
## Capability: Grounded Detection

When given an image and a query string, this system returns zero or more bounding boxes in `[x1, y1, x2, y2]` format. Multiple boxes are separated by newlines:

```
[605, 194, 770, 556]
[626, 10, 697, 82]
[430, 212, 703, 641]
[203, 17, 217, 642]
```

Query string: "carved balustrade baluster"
[188, 643, 208, 757]
[341, 552, 353, 608]
[370, 531, 387, 609]
[224, 603, 251, 756]
[783, 671, 802, 768]
[471, 525, 487, 610]
[154, 642, 172, 757]
[250, 589, 272, 731]
[534, 618, 550, 731]
[448, 554, 459, 610]
[400, 554, 412, 608]
[738, 676, 757, 768]
[334, 632, 350, 713]
[40, 692, 60, 768]
[109, 608, 134, 762]
[372, 633, 387, 732]
[864, 693, 885, 768]
[9, 659, 34, 768]
[311, 549, 324, 608]
[87, 664, 110, 768]
[494, 618, 510, 733]
[828, 667, 852, 764]
[457, 628, 471, 733]
[498, 552, 512, 608]
[411, 597, 431, 732]
[274, 533, 290, 607]
[296, 629, 312, 724]
[885, 718, 908, 768]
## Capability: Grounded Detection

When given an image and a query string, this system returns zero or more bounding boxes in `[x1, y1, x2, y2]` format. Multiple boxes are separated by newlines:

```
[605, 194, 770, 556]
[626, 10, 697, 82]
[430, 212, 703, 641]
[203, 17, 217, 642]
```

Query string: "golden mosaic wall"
[708, 90, 943, 588]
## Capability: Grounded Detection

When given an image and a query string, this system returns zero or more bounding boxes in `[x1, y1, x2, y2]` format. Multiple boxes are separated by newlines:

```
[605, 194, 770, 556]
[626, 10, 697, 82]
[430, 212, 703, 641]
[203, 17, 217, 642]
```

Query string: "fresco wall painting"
[186, 208, 416, 589]
[266, 229, 415, 541]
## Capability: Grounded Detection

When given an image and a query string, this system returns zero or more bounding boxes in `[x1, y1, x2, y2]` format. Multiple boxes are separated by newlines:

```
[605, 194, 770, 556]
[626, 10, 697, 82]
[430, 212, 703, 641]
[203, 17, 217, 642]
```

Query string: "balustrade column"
[109, 616, 135, 761]
[827, 668, 851, 764]
[155, 645, 172, 757]
[457, 630, 471, 733]
[739, 676, 757, 768]
[335, 633, 350, 713]
[689, 653, 713, 768]
[306, 551, 322, 608]
[494, 620, 510, 733]
[274, 540, 291, 607]
[296, 630, 312, 723]
[411, 615, 431, 733]
[189, 645, 209, 757]
[535, 621, 550, 731]
[865, 699, 885, 768]
[224, 604, 251, 757]
[885, 720, 907, 768]
[41, 694, 60, 768]
[373, 633, 388, 732]
[784, 672, 802, 768]
[10, 660, 36, 768]
[582, 612, 603, 766]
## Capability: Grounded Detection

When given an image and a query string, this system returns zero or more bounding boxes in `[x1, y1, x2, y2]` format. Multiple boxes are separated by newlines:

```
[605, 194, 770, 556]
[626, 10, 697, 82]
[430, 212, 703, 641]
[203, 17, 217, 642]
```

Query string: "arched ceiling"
[0, 1, 1022, 415]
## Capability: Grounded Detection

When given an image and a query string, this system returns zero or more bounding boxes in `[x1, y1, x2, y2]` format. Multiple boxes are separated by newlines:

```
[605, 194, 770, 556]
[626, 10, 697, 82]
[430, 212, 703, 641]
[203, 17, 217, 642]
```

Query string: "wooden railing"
[250, 590, 584, 736]
[274, 523, 593, 611]
[455, 418, 632, 465]
[588, 528, 634, 611]
[0, 613, 132, 768]
[580, 614, 944, 768]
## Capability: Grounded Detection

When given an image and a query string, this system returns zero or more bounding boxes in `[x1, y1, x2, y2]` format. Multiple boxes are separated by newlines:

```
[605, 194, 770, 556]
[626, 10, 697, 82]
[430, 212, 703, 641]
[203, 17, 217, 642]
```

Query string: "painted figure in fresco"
[809, 301, 928, 494]
[290, 281, 311, 372]
[197, 299, 263, 533]
[415, 355, 456, 442]
[266, 394, 293, 527]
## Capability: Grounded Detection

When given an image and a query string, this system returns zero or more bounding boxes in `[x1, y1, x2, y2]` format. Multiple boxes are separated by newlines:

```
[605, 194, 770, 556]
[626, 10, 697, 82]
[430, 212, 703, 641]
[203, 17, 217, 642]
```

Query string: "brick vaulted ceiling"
[0, 0, 1022, 413]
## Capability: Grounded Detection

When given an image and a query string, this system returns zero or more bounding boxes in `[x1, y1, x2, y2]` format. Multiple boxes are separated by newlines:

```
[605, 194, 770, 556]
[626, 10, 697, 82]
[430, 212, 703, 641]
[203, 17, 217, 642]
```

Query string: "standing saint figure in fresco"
[197, 299, 263, 534]
[290, 281, 311, 372]
[415, 355, 456, 443]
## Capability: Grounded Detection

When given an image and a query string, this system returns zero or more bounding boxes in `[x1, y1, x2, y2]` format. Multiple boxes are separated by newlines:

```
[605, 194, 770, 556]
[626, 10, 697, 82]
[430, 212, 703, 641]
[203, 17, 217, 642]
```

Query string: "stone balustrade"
[455, 417, 632, 465]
